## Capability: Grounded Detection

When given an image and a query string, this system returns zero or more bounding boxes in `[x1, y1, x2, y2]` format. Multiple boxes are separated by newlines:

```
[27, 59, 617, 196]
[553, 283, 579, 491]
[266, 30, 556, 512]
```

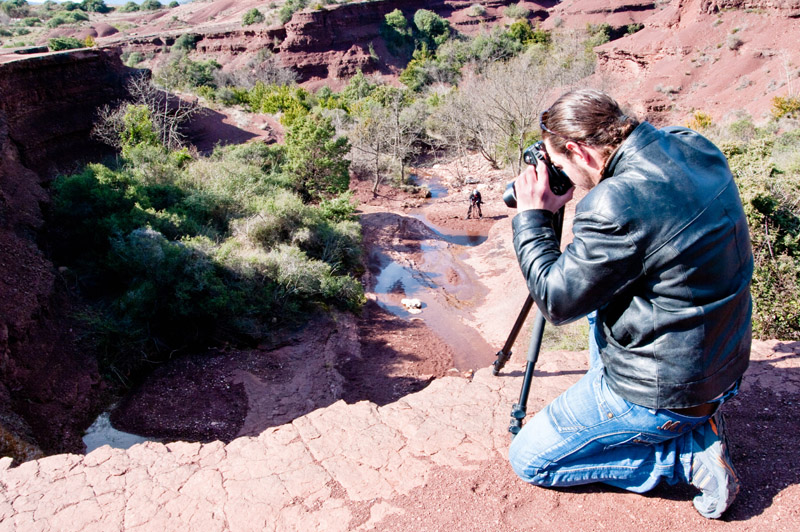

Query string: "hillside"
[3, 0, 799, 123]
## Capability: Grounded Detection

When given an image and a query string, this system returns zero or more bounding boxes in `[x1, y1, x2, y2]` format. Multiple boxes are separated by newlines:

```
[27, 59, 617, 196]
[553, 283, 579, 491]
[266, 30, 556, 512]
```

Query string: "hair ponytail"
[540, 89, 639, 163]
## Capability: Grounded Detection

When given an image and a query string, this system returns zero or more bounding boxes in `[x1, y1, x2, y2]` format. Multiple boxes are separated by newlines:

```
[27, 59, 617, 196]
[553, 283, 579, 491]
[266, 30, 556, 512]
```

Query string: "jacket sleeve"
[512, 209, 643, 325]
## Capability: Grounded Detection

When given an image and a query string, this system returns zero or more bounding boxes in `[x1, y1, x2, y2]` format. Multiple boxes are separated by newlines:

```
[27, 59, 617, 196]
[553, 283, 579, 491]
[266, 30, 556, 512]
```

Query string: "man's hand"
[514, 157, 573, 213]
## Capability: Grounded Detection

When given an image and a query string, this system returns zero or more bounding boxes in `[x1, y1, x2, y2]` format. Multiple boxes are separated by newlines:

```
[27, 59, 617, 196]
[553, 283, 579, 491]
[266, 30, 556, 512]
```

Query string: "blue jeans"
[508, 314, 736, 493]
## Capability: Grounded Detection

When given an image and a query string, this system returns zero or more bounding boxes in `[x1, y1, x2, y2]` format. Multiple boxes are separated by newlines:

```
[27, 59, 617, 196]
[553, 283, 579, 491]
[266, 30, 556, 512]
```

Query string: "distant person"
[466, 189, 482, 219]
[508, 89, 753, 519]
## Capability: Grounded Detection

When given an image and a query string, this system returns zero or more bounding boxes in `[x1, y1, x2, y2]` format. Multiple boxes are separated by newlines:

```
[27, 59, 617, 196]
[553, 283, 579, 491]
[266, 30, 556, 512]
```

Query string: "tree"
[349, 88, 426, 193]
[1, 0, 28, 18]
[285, 114, 351, 201]
[413, 9, 450, 50]
[92, 73, 201, 152]
[349, 100, 393, 193]
[432, 32, 595, 173]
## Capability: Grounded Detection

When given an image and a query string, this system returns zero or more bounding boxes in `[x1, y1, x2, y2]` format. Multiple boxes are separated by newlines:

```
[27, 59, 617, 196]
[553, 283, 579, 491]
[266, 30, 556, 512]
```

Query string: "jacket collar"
[602, 122, 659, 179]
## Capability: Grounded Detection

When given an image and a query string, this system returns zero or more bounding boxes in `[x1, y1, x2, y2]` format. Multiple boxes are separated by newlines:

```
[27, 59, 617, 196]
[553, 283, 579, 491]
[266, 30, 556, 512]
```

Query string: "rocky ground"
[1, 340, 797, 531]
[2, 152, 799, 530]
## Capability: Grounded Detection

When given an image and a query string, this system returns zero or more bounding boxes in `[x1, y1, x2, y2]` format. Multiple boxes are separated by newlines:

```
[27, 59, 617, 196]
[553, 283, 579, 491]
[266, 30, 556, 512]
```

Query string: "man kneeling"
[508, 89, 752, 519]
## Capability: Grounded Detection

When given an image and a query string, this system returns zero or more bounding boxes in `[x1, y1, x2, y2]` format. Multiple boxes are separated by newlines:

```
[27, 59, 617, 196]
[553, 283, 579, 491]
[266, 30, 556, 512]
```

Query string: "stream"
[371, 174, 496, 372]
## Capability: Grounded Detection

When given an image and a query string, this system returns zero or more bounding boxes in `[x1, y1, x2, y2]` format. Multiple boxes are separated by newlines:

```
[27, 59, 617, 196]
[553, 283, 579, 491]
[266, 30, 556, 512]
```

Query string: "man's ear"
[564, 141, 587, 162]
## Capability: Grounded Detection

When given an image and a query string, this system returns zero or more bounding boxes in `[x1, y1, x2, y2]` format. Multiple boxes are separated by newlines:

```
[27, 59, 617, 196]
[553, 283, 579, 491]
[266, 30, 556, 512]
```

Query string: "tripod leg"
[492, 295, 534, 375]
[509, 308, 546, 435]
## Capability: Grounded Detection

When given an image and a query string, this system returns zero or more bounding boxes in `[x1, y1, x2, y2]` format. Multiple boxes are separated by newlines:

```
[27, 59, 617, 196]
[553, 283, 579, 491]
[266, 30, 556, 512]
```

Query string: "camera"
[503, 141, 573, 207]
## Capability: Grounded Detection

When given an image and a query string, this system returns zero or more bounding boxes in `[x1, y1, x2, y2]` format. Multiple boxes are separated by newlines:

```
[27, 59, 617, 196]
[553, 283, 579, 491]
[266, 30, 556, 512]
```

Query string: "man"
[467, 189, 482, 219]
[507, 89, 753, 519]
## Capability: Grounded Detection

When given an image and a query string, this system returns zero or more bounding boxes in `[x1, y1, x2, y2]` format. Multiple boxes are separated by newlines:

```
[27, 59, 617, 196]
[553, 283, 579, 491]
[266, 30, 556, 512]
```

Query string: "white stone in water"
[401, 298, 423, 313]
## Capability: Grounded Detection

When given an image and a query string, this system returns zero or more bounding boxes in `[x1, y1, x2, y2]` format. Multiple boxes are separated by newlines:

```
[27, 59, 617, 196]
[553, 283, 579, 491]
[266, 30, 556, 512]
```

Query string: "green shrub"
[279, 0, 307, 25]
[1, 0, 29, 18]
[155, 53, 221, 90]
[140, 0, 162, 10]
[80, 0, 110, 13]
[722, 132, 800, 339]
[172, 32, 198, 51]
[245, 82, 312, 123]
[49, 132, 365, 381]
[48, 36, 84, 51]
[124, 51, 143, 67]
[413, 9, 450, 50]
[118, 1, 139, 12]
[21, 17, 40, 26]
[242, 8, 264, 26]
[284, 113, 351, 201]
[585, 22, 611, 49]
[627, 23, 644, 35]
[380, 8, 413, 57]
[169, 1, 179, 7]
[468, 3, 485, 17]
[45, 10, 88, 28]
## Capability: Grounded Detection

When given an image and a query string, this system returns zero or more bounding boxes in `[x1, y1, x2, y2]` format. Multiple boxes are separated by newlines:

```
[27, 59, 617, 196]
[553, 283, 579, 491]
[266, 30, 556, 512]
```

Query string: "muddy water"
[374, 178, 497, 372]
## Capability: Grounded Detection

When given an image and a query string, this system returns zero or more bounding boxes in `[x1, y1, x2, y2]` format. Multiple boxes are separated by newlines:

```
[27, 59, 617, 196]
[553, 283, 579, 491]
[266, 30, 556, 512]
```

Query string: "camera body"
[503, 141, 573, 207]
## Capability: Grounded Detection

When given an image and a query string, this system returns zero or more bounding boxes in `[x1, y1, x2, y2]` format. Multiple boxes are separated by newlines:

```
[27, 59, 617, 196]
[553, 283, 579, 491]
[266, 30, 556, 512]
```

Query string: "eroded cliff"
[0, 49, 132, 461]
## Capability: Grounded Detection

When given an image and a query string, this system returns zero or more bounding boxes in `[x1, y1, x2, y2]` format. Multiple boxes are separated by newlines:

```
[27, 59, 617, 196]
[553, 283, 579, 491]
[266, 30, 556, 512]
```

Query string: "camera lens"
[503, 182, 517, 208]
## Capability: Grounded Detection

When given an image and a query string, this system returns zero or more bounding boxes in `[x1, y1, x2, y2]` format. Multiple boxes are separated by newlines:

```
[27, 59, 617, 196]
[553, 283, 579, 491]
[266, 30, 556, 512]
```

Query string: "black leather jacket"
[512, 122, 753, 409]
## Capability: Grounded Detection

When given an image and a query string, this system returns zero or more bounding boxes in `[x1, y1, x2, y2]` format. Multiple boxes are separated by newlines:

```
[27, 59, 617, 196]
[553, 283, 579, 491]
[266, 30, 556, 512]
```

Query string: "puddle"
[374, 239, 496, 372]
[370, 172, 498, 371]
[83, 410, 154, 453]
[408, 212, 487, 246]
[412, 173, 448, 198]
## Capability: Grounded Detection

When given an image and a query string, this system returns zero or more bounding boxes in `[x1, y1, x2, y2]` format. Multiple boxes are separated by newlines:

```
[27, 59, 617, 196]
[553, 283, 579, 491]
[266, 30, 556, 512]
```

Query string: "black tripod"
[492, 207, 565, 436]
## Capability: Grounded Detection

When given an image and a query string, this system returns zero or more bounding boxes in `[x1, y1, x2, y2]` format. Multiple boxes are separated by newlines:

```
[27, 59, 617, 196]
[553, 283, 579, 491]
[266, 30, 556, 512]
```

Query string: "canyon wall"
[0, 49, 132, 462]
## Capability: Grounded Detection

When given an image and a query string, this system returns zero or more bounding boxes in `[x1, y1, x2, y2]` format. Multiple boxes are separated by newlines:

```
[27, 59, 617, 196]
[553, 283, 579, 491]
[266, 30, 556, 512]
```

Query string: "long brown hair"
[540, 89, 639, 165]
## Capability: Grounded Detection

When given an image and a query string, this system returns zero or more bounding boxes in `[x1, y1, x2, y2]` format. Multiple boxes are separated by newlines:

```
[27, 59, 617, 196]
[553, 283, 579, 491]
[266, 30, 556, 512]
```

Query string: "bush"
[284, 113, 351, 201]
[1, 0, 29, 18]
[172, 32, 198, 51]
[686, 110, 713, 131]
[80, 0, 110, 13]
[413, 9, 450, 50]
[721, 131, 800, 339]
[124, 51, 143, 67]
[118, 1, 139, 12]
[48, 36, 83, 51]
[48, 142, 365, 378]
[242, 8, 264, 26]
[45, 10, 89, 28]
[245, 82, 312, 122]
[279, 0, 307, 25]
[771, 95, 800, 119]
[156, 53, 221, 90]
[468, 4, 485, 17]
[169, 1, 179, 7]
[503, 2, 530, 20]
[380, 8, 413, 57]
[140, 0, 162, 10]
